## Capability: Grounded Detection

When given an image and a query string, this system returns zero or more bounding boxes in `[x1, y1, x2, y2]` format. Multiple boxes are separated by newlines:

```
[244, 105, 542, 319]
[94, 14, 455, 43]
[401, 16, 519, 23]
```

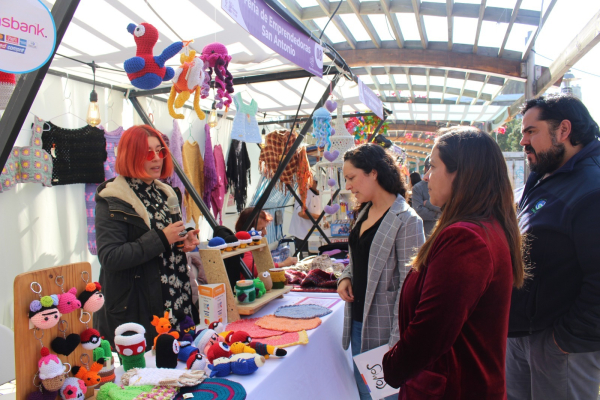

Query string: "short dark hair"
[410, 172, 422, 187]
[521, 94, 600, 146]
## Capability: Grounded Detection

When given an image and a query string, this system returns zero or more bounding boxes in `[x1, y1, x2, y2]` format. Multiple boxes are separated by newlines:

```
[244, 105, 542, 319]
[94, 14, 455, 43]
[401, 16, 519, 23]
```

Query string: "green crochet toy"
[114, 323, 147, 371]
[253, 278, 266, 298]
[93, 339, 112, 361]
[97, 383, 154, 400]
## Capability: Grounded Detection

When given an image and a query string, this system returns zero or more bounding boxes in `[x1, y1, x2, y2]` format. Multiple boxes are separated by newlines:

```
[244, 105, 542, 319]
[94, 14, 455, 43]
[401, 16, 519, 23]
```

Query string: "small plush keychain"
[78, 272, 104, 313]
[29, 282, 62, 330]
[37, 347, 68, 392]
[58, 377, 86, 400]
[72, 354, 104, 388]
[79, 311, 101, 350]
[51, 320, 80, 357]
[54, 276, 81, 314]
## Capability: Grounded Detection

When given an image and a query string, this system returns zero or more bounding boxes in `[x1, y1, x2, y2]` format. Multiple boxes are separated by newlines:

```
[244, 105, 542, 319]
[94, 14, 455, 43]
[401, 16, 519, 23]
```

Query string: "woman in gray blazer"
[338, 144, 425, 399]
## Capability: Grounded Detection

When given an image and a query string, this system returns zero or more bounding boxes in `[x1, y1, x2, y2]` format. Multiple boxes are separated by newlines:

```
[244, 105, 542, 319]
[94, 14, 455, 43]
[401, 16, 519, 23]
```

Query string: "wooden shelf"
[236, 286, 292, 315]
[222, 243, 267, 259]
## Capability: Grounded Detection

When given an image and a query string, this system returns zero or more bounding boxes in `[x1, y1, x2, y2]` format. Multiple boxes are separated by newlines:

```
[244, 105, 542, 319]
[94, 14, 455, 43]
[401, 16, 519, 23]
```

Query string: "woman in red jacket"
[383, 127, 527, 399]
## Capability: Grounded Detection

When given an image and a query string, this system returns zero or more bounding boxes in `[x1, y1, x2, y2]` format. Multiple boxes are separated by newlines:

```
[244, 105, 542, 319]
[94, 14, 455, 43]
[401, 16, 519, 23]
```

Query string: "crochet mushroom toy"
[248, 228, 262, 246]
[207, 237, 227, 253]
[78, 282, 104, 313]
[223, 235, 240, 252]
[235, 232, 252, 248]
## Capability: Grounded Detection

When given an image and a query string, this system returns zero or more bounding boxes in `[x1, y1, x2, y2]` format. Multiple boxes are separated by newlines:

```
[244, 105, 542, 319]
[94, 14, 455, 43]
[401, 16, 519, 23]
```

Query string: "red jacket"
[383, 220, 513, 400]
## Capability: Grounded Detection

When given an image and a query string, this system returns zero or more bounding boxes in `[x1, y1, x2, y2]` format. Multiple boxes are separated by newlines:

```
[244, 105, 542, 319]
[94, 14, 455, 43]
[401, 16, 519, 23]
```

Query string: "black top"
[349, 206, 389, 322]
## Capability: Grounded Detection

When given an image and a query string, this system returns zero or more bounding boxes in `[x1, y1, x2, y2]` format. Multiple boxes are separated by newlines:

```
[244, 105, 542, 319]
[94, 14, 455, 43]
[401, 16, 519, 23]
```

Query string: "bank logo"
[6, 35, 17, 45]
[531, 199, 546, 214]
[19, 38, 26, 47]
[0, 34, 4, 41]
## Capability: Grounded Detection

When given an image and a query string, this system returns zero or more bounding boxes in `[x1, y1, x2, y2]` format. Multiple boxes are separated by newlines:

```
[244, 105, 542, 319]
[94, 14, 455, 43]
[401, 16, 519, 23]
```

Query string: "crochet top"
[42, 122, 107, 185]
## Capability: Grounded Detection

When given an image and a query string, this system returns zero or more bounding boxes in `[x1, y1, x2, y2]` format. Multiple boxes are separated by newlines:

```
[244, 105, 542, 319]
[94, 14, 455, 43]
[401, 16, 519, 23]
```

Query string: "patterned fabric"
[182, 141, 204, 229]
[203, 124, 218, 211]
[255, 315, 321, 332]
[224, 317, 284, 338]
[86, 126, 124, 255]
[0, 147, 19, 193]
[226, 139, 250, 213]
[274, 304, 332, 319]
[231, 92, 261, 144]
[258, 130, 312, 207]
[42, 121, 106, 185]
[17, 116, 53, 186]
[168, 120, 186, 222]
[211, 145, 227, 224]
[338, 194, 425, 353]
[174, 378, 246, 400]
[126, 177, 194, 319]
[257, 331, 309, 348]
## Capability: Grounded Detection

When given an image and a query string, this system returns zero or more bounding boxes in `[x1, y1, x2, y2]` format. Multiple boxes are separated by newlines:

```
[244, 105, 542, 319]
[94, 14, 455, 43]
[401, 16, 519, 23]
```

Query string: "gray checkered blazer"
[339, 194, 425, 352]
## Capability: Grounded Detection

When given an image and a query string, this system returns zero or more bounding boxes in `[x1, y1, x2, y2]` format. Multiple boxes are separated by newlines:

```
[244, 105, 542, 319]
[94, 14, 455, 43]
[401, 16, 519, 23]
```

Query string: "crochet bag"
[0, 147, 19, 193]
[270, 237, 292, 264]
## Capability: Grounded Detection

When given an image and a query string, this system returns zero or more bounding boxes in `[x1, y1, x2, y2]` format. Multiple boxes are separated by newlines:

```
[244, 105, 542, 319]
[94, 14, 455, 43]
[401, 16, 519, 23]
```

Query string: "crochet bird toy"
[124, 22, 186, 90]
[168, 50, 206, 120]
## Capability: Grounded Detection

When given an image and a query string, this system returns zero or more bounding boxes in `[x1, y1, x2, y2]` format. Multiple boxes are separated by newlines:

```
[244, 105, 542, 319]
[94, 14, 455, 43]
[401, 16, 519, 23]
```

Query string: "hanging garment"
[0, 147, 18, 193]
[168, 120, 186, 222]
[258, 129, 313, 206]
[182, 140, 204, 229]
[203, 124, 217, 210]
[42, 121, 106, 185]
[226, 139, 251, 213]
[230, 92, 261, 143]
[211, 144, 227, 224]
[85, 126, 123, 255]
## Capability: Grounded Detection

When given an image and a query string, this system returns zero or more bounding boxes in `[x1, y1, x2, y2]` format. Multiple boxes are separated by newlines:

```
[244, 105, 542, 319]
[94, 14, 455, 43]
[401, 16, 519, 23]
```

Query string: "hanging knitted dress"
[168, 120, 186, 222]
[182, 140, 204, 229]
[226, 139, 251, 213]
[211, 144, 227, 224]
[84, 126, 123, 255]
[231, 92, 261, 144]
[203, 124, 218, 211]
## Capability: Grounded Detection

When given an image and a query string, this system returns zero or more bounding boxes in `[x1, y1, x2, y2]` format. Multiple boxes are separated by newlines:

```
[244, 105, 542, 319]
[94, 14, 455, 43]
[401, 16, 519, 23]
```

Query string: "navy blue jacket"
[508, 139, 600, 353]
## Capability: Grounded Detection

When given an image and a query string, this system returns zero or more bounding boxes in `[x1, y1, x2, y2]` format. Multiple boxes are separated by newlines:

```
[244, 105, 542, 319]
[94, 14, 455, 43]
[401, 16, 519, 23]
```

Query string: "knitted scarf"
[226, 139, 251, 213]
[203, 124, 217, 211]
[168, 120, 186, 222]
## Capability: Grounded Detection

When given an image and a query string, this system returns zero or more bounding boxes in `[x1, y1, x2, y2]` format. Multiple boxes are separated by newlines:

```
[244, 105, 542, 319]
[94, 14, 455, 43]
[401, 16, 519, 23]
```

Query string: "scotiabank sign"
[0, 0, 56, 73]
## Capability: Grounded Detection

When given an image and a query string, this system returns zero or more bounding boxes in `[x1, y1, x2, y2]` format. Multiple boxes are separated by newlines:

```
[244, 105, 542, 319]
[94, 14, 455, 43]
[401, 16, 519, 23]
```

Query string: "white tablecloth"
[114, 292, 359, 400]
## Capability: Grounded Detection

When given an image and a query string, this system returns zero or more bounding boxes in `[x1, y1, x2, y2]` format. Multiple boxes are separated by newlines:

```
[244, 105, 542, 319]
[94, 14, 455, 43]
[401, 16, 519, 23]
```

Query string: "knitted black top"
[41, 122, 107, 185]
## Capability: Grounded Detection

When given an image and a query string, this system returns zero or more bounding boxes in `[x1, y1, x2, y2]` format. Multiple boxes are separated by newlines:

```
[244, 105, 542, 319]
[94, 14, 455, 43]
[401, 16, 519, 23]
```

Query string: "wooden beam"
[386, 66, 402, 101]
[347, 0, 381, 48]
[473, 0, 486, 53]
[404, 67, 415, 101]
[535, 8, 600, 96]
[471, 75, 490, 105]
[456, 72, 469, 104]
[315, 0, 357, 49]
[425, 68, 430, 103]
[441, 69, 448, 102]
[412, 0, 429, 49]
[522, 0, 558, 61]
[380, 0, 404, 48]
[446, 0, 454, 50]
[498, 0, 523, 58]
[338, 48, 524, 79]
[279, 0, 333, 44]
[485, 79, 509, 106]
[366, 67, 387, 101]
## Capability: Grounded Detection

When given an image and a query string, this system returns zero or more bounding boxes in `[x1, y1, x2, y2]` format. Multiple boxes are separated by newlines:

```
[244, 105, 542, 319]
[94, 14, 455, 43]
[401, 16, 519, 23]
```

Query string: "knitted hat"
[155, 334, 179, 369]
[208, 237, 227, 250]
[78, 282, 104, 313]
[0, 72, 16, 111]
[193, 329, 220, 355]
[38, 347, 66, 380]
[175, 378, 246, 400]
[235, 232, 252, 245]
[80, 328, 102, 350]
[248, 228, 262, 243]
[223, 235, 240, 250]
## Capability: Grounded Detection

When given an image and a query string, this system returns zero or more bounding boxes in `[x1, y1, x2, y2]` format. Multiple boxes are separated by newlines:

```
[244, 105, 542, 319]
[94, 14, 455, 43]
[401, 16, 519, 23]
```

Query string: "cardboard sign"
[353, 344, 399, 400]
[0, 0, 57, 73]
[221, 0, 323, 77]
[198, 283, 227, 329]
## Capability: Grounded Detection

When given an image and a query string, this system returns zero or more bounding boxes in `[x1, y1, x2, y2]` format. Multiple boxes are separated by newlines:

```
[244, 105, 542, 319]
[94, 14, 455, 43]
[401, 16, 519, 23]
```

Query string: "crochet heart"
[323, 150, 339, 162]
[325, 100, 337, 112]
[51, 333, 81, 356]
[330, 128, 336, 136]
[324, 204, 340, 214]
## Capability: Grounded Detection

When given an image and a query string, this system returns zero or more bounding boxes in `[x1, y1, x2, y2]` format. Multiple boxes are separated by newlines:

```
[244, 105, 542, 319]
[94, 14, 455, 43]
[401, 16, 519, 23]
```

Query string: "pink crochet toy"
[57, 287, 81, 314]
[200, 43, 234, 109]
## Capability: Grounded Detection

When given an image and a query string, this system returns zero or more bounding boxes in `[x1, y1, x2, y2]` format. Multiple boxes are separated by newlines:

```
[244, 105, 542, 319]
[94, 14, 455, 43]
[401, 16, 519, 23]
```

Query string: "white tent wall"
[0, 74, 123, 329]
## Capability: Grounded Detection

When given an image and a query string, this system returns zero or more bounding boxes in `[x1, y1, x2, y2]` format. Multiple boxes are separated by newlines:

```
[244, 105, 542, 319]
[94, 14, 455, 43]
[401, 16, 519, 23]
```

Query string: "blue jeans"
[352, 320, 373, 400]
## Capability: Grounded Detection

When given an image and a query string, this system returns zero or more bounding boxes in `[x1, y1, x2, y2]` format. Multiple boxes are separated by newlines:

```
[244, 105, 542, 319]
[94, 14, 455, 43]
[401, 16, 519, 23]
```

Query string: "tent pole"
[0, 0, 81, 169]
[241, 73, 341, 231]
[285, 183, 332, 247]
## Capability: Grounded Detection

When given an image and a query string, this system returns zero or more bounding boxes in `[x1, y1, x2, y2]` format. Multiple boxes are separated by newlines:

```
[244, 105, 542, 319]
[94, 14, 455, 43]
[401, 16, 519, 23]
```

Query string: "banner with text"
[358, 77, 384, 119]
[222, 0, 323, 77]
[0, 0, 56, 73]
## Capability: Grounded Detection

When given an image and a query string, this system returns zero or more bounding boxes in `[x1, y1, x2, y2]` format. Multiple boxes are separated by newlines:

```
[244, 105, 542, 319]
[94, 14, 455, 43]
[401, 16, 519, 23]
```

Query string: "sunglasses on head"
[147, 147, 168, 161]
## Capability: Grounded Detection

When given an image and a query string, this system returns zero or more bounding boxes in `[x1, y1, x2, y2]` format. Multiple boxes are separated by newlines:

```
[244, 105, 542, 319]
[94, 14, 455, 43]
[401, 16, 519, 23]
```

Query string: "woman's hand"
[162, 221, 187, 244]
[280, 257, 297, 267]
[337, 278, 354, 302]
[182, 229, 200, 252]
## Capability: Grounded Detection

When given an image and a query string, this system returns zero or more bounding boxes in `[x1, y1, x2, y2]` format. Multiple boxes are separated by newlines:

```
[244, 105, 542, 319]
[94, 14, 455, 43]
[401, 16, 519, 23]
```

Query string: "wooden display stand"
[198, 238, 291, 323]
[14, 262, 95, 400]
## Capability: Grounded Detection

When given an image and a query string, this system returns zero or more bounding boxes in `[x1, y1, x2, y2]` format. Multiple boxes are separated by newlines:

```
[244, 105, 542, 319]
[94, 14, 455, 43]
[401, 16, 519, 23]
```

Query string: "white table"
[115, 292, 359, 400]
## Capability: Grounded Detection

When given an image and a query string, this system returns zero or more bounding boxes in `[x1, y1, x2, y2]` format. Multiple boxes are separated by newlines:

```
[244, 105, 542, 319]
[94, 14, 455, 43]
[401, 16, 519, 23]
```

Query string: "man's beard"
[525, 131, 565, 176]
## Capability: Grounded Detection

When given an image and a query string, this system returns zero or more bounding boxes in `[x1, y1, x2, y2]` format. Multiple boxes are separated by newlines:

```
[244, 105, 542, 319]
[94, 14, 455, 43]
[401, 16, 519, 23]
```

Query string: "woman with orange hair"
[93, 125, 200, 349]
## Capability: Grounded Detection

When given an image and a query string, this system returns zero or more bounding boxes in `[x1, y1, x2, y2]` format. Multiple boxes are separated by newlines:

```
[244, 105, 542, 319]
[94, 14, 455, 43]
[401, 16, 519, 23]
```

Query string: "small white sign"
[0, 0, 57, 73]
[353, 344, 399, 400]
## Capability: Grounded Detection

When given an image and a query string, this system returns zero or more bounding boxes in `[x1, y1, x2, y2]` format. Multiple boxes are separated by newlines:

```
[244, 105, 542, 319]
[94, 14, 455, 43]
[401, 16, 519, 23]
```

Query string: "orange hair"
[115, 125, 173, 180]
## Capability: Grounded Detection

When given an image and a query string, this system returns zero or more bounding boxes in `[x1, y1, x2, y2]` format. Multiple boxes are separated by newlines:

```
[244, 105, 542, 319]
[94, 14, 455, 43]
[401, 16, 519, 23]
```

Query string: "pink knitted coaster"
[259, 331, 309, 348]
[225, 317, 284, 338]
[255, 315, 321, 332]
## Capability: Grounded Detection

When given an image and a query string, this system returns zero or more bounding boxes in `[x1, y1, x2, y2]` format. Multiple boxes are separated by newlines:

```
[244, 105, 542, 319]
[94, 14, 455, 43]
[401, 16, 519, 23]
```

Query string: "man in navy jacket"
[507, 94, 600, 399]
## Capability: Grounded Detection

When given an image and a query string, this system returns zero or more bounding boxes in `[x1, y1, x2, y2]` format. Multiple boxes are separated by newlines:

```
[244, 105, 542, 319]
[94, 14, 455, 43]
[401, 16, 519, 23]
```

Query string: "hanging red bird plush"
[124, 22, 186, 90]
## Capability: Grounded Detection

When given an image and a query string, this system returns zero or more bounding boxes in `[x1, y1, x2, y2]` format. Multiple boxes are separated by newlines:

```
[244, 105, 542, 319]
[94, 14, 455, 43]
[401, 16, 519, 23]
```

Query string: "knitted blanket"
[121, 368, 205, 387]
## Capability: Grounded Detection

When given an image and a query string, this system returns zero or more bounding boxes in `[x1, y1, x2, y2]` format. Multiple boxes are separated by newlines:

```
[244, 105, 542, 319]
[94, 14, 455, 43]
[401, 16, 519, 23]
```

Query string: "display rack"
[198, 238, 290, 323]
[13, 262, 94, 400]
